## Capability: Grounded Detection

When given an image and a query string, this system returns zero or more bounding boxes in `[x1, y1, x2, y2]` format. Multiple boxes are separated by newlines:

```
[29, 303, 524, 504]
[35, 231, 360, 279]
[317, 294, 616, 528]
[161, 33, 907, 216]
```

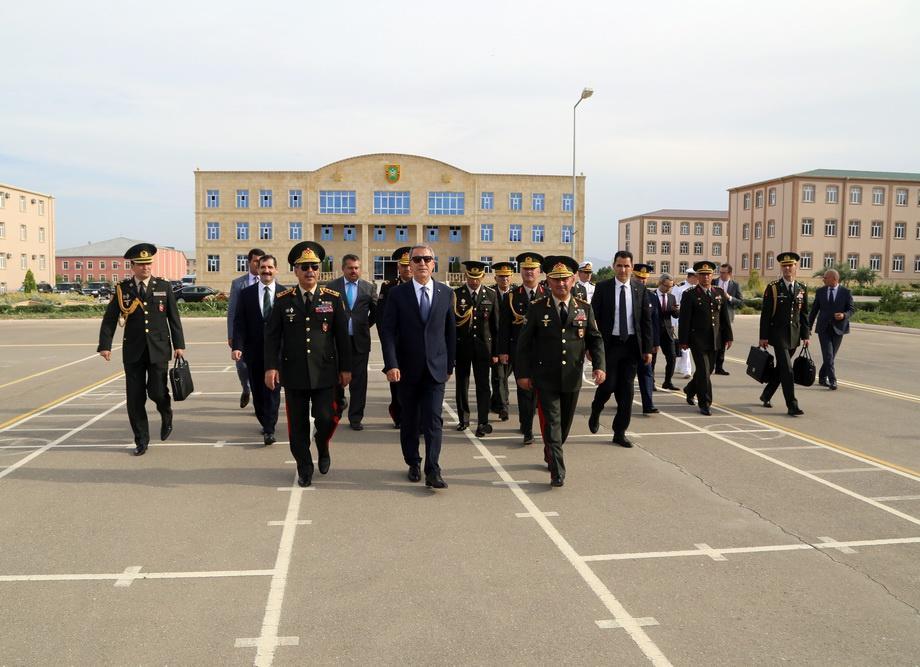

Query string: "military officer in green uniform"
[454, 260, 500, 437]
[98, 243, 185, 456]
[489, 261, 516, 421]
[498, 252, 546, 445]
[677, 260, 733, 416]
[515, 256, 606, 487]
[377, 246, 413, 428]
[265, 241, 352, 487]
[759, 251, 810, 416]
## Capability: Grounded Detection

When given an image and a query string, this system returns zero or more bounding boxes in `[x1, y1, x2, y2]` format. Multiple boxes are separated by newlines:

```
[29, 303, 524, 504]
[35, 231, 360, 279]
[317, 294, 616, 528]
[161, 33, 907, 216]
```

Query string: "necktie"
[661, 293, 667, 315]
[138, 281, 146, 302]
[829, 288, 835, 303]
[420, 286, 431, 323]
[262, 285, 271, 318]
[559, 300, 568, 323]
[304, 289, 312, 308]
[619, 284, 628, 341]
[346, 281, 356, 309]
[528, 289, 534, 301]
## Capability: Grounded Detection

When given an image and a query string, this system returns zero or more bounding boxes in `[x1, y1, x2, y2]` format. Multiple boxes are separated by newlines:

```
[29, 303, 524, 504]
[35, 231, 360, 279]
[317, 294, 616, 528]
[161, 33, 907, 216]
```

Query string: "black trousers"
[761, 346, 799, 409]
[592, 336, 640, 437]
[652, 335, 676, 386]
[536, 386, 579, 480]
[247, 357, 281, 435]
[284, 386, 338, 474]
[684, 346, 716, 408]
[490, 361, 510, 412]
[817, 330, 844, 383]
[123, 348, 170, 446]
[455, 354, 491, 426]
[398, 371, 446, 474]
[510, 357, 537, 437]
[387, 382, 401, 425]
[335, 338, 369, 424]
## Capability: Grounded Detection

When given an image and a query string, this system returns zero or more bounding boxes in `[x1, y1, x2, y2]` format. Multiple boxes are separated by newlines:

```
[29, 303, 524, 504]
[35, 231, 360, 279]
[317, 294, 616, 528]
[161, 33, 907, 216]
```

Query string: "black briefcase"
[793, 347, 816, 387]
[746, 346, 774, 384]
[169, 357, 194, 401]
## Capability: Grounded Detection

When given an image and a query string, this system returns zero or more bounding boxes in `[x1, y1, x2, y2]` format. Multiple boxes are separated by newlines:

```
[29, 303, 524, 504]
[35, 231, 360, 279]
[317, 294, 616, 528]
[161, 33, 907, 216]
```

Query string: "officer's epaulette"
[276, 287, 296, 298]
[768, 279, 781, 286]
[321, 286, 340, 298]
[574, 297, 590, 307]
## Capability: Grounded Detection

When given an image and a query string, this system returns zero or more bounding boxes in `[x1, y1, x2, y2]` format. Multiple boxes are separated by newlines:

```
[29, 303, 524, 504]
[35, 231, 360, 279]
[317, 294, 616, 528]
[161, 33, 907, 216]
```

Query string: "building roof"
[0, 183, 54, 198]
[794, 169, 920, 182]
[57, 237, 179, 257]
[620, 209, 728, 222]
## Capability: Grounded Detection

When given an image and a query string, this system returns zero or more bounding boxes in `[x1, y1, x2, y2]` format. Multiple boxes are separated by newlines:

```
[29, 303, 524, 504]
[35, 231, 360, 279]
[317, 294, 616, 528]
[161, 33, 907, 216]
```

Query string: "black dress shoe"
[522, 432, 534, 445]
[829, 383, 838, 390]
[499, 409, 509, 421]
[349, 422, 364, 431]
[788, 407, 804, 416]
[240, 391, 250, 409]
[317, 446, 331, 474]
[643, 407, 660, 414]
[550, 476, 564, 487]
[407, 465, 421, 482]
[474, 423, 493, 438]
[393, 420, 401, 429]
[819, 378, 828, 387]
[714, 369, 730, 376]
[456, 422, 469, 431]
[588, 407, 601, 434]
[612, 434, 633, 448]
[160, 411, 173, 441]
[761, 400, 773, 408]
[661, 383, 678, 390]
[699, 406, 712, 416]
[425, 472, 447, 489]
[263, 433, 276, 446]
[133, 443, 148, 456]
[297, 471, 312, 487]
[684, 389, 696, 406]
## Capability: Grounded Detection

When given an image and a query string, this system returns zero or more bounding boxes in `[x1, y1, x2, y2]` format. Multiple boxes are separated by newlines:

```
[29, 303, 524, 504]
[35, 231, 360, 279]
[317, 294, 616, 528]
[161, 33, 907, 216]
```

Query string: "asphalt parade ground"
[1, 315, 919, 666]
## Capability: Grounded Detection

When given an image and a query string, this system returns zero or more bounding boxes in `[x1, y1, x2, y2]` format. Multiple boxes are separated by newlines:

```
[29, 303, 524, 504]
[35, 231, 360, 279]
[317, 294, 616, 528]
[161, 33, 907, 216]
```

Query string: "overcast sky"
[3, 0, 918, 257]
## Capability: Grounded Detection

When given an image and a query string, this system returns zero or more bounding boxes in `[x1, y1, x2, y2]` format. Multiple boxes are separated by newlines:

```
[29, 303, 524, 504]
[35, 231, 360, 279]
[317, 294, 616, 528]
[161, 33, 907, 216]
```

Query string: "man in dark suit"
[227, 248, 265, 409]
[232, 255, 285, 445]
[632, 263, 661, 414]
[489, 262, 516, 422]
[265, 242, 352, 487]
[714, 263, 744, 375]
[516, 256, 606, 487]
[678, 261, 733, 416]
[808, 268, 855, 390]
[651, 273, 680, 390]
[380, 244, 456, 489]
[328, 254, 378, 430]
[759, 251, 810, 416]
[377, 247, 414, 428]
[587, 250, 653, 448]
[98, 243, 185, 456]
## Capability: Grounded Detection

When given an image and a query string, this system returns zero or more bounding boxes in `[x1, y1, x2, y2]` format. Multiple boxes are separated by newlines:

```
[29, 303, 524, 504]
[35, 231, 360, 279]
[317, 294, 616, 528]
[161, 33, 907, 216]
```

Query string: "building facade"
[728, 170, 920, 283]
[618, 209, 729, 276]
[194, 153, 585, 291]
[0, 183, 55, 293]
[56, 237, 188, 284]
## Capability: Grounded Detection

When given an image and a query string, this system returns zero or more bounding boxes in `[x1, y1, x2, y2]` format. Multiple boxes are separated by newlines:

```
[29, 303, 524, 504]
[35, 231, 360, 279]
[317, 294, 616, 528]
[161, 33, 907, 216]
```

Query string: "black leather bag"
[169, 357, 194, 401]
[793, 346, 816, 386]
[746, 346, 774, 384]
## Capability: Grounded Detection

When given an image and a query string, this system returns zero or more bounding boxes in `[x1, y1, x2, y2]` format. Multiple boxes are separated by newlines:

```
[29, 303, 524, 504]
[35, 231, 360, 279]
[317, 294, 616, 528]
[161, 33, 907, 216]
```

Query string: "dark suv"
[54, 282, 83, 295]
[82, 282, 113, 299]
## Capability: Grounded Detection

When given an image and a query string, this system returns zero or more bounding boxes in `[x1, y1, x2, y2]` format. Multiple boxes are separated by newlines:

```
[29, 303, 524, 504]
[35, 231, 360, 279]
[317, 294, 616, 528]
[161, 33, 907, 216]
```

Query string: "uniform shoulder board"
[277, 287, 296, 298]
[321, 286, 340, 298]
[574, 297, 590, 307]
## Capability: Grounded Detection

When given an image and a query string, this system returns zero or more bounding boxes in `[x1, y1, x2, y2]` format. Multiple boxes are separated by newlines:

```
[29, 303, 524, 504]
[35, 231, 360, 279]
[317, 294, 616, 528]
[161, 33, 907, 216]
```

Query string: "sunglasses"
[297, 263, 320, 271]
[411, 256, 434, 264]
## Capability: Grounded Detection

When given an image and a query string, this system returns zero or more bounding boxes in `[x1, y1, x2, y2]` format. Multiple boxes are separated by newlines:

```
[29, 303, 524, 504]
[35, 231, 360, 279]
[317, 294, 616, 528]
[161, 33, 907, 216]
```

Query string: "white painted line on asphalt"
[694, 543, 728, 561]
[806, 467, 885, 474]
[817, 536, 857, 554]
[474, 454, 506, 459]
[114, 566, 143, 587]
[277, 487, 315, 492]
[597, 618, 660, 629]
[215, 440, 225, 448]
[443, 402, 672, 667]
[235, 637, 299, 648]
[268, 520, 312, 526]
[582, 536, 920, 562]
[0, 569, 276, 583]
[493, 480, 530, 486]
[751, 445, 823, 451]
[516, 512, 560, 518]
[873, 495, 920, 502]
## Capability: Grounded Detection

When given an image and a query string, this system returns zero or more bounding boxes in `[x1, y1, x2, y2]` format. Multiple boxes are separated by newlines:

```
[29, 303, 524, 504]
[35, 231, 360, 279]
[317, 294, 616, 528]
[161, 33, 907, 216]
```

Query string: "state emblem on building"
[385, 164, 400, 183]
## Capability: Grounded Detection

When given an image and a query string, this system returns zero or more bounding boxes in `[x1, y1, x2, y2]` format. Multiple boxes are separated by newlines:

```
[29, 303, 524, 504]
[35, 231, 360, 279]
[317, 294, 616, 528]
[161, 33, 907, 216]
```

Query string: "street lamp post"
[572, 87, 593, 260]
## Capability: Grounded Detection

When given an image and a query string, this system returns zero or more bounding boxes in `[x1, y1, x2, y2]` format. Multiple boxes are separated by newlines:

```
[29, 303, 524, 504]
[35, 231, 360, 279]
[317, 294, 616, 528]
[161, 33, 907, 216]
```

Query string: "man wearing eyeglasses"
[380, 245, 456, 489]
[264, 241, 352, 488]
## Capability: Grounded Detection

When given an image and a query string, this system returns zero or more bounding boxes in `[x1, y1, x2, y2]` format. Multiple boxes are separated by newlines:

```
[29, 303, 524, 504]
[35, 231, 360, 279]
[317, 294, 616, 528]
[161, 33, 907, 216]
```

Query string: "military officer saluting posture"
[759, 251, 810, 416]
[454, 260, 500, 438]
[98, 243, 185, 456]
[516, 256, 606, 487]
[489, 261, 516, 421]
[377, 246, 413, 428]
[265, 241, 352, 487]
[677, 260, 733, 416]
[498, 252, 546, 445]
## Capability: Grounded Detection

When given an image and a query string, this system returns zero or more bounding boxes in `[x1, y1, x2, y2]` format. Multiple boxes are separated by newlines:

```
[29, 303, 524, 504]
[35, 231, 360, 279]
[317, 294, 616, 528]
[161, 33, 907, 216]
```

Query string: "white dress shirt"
[413, 278, 434, 307]
[260, 280, 276, 312]
[577, 280, 595, 301]
[613, 278, 635, 336]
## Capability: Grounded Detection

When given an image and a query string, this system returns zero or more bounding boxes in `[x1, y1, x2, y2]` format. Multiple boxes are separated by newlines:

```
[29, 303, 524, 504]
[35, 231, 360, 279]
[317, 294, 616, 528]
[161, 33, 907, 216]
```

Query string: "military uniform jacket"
[498, 284, 546, 360]
[515, 296, 605, 392]
[264, 285, 352, 390]
[454, 285, 499, 361]
[98, 277, 185, 364]
[760, 280, 810, 349]
[572, 282, 588, 301]
[677, 285, 733, 351]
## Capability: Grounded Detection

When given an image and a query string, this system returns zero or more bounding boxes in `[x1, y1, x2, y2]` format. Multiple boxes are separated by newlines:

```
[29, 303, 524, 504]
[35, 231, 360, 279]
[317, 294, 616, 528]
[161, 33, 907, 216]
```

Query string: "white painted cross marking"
[114, 566, 142, 587]
[694, 543, 728, 561]
[817, 536, 858, 554]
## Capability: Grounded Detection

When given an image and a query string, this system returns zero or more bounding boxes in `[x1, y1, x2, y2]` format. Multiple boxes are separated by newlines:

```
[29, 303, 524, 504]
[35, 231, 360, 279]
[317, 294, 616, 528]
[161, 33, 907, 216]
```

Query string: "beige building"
[0, 183, 55, 293]
[728, 169, 920, 283]
[194, 153, 585, 291]
[618, 209, 729, 276]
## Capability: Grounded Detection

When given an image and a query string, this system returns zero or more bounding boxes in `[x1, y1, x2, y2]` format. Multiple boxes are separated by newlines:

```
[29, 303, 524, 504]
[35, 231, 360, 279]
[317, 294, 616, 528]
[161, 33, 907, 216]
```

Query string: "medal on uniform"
[543, 314, 550, 327]
[322, 322, 329, 332]
[578, 328, 585, 339]
[158, 303, 165, 312]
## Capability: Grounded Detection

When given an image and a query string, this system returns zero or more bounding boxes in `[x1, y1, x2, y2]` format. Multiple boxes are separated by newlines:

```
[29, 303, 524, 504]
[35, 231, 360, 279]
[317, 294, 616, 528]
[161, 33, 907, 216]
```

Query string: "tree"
[746, 269, 764, 296]
[854, 266, 878, 288]
[813, 262, 854, 286]
[594, 266, 613, 282]
[22, 269, 37, 293]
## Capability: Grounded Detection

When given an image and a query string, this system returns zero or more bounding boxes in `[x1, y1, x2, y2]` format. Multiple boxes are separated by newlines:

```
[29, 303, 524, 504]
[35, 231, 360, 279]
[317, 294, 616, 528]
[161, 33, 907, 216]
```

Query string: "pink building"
[56, 237, 188, 284]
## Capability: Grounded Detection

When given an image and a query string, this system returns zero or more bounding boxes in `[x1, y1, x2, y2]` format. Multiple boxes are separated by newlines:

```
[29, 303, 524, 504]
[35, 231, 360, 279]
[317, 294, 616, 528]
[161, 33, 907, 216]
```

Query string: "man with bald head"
[808, 268, 855, 390]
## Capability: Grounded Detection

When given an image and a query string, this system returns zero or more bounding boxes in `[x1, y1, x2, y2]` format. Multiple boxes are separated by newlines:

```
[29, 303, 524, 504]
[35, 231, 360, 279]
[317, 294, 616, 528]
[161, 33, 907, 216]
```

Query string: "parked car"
[82, 282, 113, 299]
[36, 282, 54, 293]
[175, 285, 219, 302]
[54, 282, 84, 295]
[169, 280, 184, 293]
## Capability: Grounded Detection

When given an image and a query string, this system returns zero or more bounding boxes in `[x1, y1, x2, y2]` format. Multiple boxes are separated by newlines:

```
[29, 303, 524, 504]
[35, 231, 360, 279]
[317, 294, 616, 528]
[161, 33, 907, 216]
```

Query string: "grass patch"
[851, 311, 920, 328]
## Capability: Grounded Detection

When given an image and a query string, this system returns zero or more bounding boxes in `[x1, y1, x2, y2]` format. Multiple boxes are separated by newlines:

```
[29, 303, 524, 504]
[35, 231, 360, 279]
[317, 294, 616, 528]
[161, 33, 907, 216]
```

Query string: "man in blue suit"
[380, 245, 456, 489]
[808, 268, 855, 390]
[232, 255, 285, 445]
[227, 248, 265, 409]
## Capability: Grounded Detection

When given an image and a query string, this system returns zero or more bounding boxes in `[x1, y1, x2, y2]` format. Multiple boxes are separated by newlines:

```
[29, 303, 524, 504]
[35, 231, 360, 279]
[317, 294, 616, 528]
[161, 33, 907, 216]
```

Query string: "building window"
[289, 222, 303, 240]
[647, 221, 657, 234]
[343, 225, 356, 241]
[19, 196, 26, 212]
[236, 222, 249, 240]
[0, 222, 4, 238]
[509, 224, 522, 243]
[802, 184, 815, 203]
[37, 227, 46, 243]
[207, 254, 220, 272]
[894, 222, 906, 239]
[680, 222, 690, 235]
[768, 188, 777, 206]
[75, 261, 82, 269]
[850, 186, 862, 204]
[896, 188, 908, 206]
[481, 192, 494, 210]
[63, 260, 70, 269]
[625, 225, 631, 240]
[847, 253, 859, 270]
[319, 225, 333, 241]
[374, 225, 387, 242]
[562, 193, 573, 212]
[19, 254, 28, 269]
[742, 224, 750, 240]
[112, 261, 119, 269]
[372, 190, 411, 215]
[766, 252, 775, 270]
[872, 187, 885, 205]
[206, 190, 219, 208]
[869, 254, 881, 271]
[322, 190, 358, 214]
[647, 261, 656, 272]
[395, 225, 408, 242]
[824, 253, 836, 268]
[848, 220, 860, 237]
[289, 189, 303, 208]
[679, 261, 688, 274]
[449, 225, 462, 242]
[99, 260, 105, 269]
[479, 256, 493, 270]
[916, 222, 920, 240]
[428, 192, 465, 215]
[259, 222, 272, 240]
[741, 254, 749, 269]
[871, 220, 883, 238]
[531, 193, 545, 211]
[19, 225, 27, 241]
[661, 241, 671, 254]
[480, 224, 493, 242]
[74, 275, 81, 283]
[661, 221, 672, 234]
[753, 253, 761, 270]
[800, 252, 812, 269]
[532, 225, 545, 243]
[236, 189, 249, 208]
[826, 186, 838, 204]
[766, 220, 775, 238]
[561, 225, 573, 244]
[661, 261, 670, 274]
[87, 273, 94, 282]
[426, 226, 440, 242]
[679, 242, 689, 255]
[712, 242, 722, 255]
[647, 241, 656, 255]
[914, 256, 920, 272]
[87, 260, 94, 270]
[259, 189, 273, 208]
[825, 219, 837, 236]
[743, 193, 751, 209]
[236, 255, 247, 272]
[754, 222, 762, 239]
[892, 255, 905, 272]
[798, 218, 811, 236]
[509, 193, 522, 211]
[693, 242, 703, 255]
[206, 222, 220, 240]
[694, 222, 704, 236]
[755, 191, 764, 208]
[711, 222, 722, 236]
